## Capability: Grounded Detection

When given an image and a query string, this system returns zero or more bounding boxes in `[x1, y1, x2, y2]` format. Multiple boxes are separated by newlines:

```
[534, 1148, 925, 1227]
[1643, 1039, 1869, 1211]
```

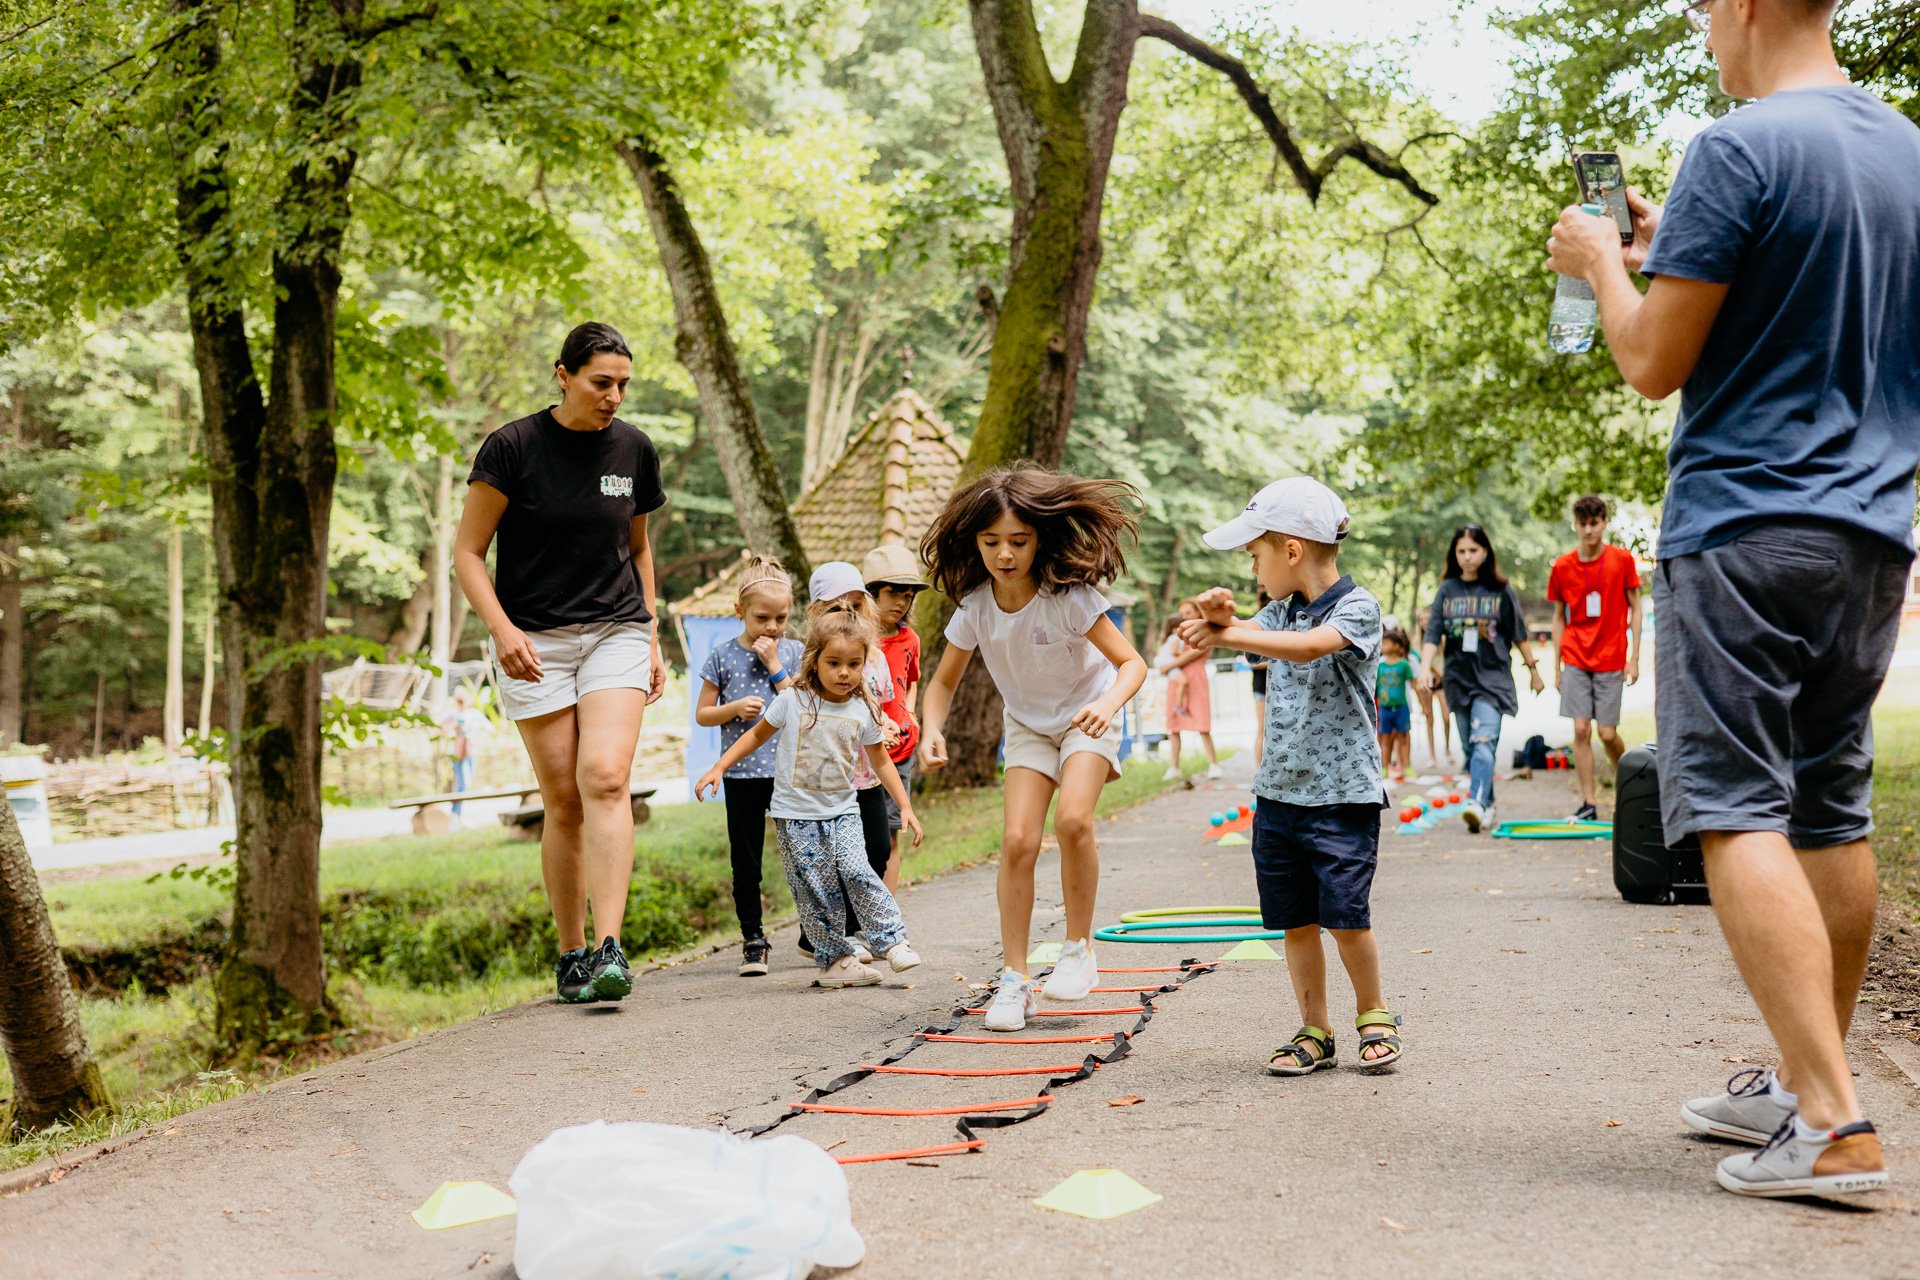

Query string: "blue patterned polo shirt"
[1251, 576, 1387, 808]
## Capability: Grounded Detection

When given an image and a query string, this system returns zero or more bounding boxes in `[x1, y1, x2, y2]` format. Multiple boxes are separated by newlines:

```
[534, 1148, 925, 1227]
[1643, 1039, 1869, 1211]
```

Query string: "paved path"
[4, 761, 1916, 1278]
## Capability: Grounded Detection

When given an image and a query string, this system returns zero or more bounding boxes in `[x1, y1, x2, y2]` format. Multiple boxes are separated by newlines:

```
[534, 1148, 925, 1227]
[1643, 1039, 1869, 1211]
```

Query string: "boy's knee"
[1573, 718, 1593, 742]
[1597, 724, 1621, 745]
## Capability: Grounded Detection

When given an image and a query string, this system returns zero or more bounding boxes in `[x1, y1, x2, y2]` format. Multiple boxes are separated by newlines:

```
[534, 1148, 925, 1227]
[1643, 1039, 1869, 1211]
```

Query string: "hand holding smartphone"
[1573, 151, 1635, 246]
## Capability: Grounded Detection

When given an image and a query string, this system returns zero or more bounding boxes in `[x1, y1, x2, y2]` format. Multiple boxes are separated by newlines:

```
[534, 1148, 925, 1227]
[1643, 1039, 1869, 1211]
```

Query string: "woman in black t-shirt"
[454, 322, 668, 1007]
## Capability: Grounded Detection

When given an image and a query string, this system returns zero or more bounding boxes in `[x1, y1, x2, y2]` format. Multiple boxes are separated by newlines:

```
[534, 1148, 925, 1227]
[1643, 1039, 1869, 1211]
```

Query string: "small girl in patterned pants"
[697, 609, 924, 987]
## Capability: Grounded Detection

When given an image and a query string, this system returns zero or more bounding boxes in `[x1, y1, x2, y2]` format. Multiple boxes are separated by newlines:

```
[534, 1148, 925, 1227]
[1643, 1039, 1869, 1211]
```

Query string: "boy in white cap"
[1179, 477, 1403, 1075]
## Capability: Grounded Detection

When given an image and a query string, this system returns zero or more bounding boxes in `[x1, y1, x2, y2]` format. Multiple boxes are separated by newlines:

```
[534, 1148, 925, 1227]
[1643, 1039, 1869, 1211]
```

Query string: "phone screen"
[1575, 153, 1633, 244]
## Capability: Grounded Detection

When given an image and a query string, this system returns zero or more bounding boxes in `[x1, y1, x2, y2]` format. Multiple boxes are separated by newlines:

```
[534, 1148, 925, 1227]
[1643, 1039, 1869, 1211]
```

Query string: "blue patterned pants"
[775, 813, 907, 968]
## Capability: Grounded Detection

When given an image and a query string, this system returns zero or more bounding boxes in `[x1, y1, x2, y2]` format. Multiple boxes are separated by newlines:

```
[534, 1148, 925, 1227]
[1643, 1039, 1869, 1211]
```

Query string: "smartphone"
[1573, 151, 1634, 245]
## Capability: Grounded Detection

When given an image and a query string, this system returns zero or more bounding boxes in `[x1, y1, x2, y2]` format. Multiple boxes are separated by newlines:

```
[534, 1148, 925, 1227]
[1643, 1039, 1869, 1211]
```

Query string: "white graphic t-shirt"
[945, 583, 1115, 736]
[761, 688, 884, 821]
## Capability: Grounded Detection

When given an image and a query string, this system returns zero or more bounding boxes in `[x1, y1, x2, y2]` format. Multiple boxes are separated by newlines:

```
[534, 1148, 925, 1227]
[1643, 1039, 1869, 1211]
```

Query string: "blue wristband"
[767, 667, 788, 684]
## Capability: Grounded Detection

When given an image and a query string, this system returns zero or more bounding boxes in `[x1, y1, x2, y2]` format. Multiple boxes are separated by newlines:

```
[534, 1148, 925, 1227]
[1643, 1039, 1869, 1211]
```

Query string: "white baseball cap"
[807, 560, 867, 603]
[1202, 477, 1351, 550]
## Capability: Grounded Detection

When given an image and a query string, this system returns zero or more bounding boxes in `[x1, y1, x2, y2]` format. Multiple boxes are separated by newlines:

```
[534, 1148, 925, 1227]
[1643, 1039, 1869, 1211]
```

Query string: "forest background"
[12, 0, 1911, 758]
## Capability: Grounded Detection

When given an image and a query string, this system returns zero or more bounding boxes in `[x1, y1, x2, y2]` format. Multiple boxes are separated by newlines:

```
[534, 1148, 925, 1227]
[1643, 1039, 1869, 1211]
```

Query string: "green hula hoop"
[1119, 905, 1261, 923]
[1093, 917, 1285, 944]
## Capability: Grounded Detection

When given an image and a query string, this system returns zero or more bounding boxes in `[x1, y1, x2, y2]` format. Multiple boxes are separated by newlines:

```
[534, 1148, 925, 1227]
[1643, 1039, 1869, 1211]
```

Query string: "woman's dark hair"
[1443, 524, 1508, 587]
[919, 462, 1139, 599]
[556, 322, 632, 374]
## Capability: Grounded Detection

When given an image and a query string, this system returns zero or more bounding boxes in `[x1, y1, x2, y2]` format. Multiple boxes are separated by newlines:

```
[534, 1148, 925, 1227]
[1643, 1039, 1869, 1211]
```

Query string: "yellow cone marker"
[1027, 941, 1063, 965]
[1219, 938, 1282, 961]
[1214, 831, 1250, 846]
[411, 1180, 517, 1230]
[1034, 1169, 1163, 1220]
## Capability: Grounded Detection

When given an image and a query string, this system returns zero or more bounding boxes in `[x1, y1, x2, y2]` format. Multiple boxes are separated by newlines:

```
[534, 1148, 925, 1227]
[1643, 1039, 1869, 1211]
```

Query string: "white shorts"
[491, 621, 653, 721]
[1002, 711, 1121, 784]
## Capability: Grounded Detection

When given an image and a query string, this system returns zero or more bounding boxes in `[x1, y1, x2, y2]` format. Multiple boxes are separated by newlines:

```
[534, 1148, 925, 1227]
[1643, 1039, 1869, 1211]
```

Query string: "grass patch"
[5, 755, 1208, 1171]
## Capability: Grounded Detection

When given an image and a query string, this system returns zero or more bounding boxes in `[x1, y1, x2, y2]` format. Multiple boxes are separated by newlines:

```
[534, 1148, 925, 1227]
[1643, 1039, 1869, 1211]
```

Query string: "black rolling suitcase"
[1613, 743, 1708, 905]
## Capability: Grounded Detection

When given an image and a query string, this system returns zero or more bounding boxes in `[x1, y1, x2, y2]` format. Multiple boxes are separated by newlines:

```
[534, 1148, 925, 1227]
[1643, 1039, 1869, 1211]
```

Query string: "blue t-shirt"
[698, 637, 804, 778]
[1642, 86, 1920, 560]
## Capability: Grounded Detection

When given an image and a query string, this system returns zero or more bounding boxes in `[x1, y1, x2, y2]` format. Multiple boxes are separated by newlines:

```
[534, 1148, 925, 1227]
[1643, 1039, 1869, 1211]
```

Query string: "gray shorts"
[1559, 666, 1624, 725]
[1654, 521, 1908, 849]
[882, 755, 914, 831]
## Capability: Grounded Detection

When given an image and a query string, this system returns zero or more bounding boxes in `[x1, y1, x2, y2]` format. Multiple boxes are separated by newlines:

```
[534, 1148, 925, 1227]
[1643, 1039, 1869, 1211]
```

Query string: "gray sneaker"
[1716, 1117, 1888, 1199]
[1681, 1067, 1793, 1145]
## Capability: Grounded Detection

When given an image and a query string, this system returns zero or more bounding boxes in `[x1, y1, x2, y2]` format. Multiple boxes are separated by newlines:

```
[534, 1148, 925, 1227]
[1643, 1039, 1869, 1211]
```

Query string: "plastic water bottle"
[1548, 203, 1606, 354]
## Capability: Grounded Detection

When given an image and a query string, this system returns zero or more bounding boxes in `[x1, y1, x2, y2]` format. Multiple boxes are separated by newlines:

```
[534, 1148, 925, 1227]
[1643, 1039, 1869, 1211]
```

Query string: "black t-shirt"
[1422, 577, 1526, 717]
[469, 409, 667, 632]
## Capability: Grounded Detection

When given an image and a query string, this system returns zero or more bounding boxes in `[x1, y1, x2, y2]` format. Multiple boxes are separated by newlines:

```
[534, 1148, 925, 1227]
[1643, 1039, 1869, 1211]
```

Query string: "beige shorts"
[1002, 711, 1121, 783]
[490, 621, 652, 721]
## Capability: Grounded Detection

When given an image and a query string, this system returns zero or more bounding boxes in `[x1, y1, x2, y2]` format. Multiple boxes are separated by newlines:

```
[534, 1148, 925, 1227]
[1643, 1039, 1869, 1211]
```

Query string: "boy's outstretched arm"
[1180, 617, 1349, 664]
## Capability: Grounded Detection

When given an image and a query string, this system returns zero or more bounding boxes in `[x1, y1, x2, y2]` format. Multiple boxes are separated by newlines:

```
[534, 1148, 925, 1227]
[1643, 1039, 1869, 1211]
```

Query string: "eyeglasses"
[1683, 1, 1713, 34]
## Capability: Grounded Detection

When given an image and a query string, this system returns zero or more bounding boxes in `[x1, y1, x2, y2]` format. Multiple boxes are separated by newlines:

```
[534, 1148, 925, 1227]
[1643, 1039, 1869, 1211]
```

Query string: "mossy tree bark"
[170, 0, 395, 1052]
[617, 137, 813, 582]
[0, 799, 112, 1136]
[926, 0, 1441, 783]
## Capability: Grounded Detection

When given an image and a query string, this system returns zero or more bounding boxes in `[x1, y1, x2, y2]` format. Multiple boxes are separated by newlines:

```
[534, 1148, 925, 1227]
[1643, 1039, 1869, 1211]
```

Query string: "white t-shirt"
[945, 583, 1116, 736]
[761, 687, 884, 821]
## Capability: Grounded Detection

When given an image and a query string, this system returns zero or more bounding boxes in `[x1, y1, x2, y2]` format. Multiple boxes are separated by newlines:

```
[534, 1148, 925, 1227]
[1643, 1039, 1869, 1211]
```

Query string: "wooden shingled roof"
[674, 383, 966, 619]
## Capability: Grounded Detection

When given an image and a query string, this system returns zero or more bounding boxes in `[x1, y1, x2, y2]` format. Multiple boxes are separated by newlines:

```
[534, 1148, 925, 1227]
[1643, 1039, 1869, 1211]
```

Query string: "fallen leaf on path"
[822, 1140, 846, 1153]
[1500, 948, 1529, 955]
[47, 1168, 65, 1184]
[630, 1088, 647, 1094]
[906, 1160, 941, 1168]
[162, 1127, 182, 1136]
[1413, 948, 1433, 955]
[1605, 1119, 1624, 1127]
[468, 1253, 493, 1271]
[1381, 1217, 1411, 1232]
[1724, 1056, 1749, 1064]
[903, 984, 917, 989]
[1377, 1159, 1388, 1167]
[954, 972, 967, 982]
[1107, 1095, 1145, 1108]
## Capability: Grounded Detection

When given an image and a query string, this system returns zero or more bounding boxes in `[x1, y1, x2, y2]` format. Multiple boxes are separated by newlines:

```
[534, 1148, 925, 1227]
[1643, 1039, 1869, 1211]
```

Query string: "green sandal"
[1267, 1025, 1337, 1076]
[1355, 1009, 1403, 1070]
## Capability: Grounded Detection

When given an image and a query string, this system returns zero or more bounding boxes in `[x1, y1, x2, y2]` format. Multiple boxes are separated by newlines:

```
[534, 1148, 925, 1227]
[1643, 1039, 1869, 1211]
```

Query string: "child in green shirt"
[1376, 630, 1415, 781]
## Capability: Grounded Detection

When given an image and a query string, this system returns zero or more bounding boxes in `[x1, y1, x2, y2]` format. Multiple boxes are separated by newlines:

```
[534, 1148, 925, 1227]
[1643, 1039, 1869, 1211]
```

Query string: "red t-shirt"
[1547, 545, 1641, 673]
[876, 626, 921, 763]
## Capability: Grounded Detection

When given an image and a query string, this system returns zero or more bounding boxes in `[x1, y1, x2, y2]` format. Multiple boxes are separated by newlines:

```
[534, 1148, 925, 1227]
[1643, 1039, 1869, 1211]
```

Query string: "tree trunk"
[428, 451, 454, 702]
[615, 137, 811, 580]
[171, 0, 362, 1052]
[197, 543, 216, 738]
[0, 799, 113, 1136]
[0, 539, 21, 747]
[386, 546, 434, 657]
[164, 523, 185, 751]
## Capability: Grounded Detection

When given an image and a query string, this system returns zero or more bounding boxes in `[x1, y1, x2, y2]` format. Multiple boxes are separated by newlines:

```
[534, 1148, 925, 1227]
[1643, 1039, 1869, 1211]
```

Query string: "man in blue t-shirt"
[1547, 0, 1918, 1201]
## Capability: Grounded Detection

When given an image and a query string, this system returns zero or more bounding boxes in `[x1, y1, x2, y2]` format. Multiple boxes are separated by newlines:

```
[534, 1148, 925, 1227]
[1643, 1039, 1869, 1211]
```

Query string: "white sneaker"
[847, 937, 874, 962]
[983, 970, 1039, 1032]
[1461, 801, 1486, 834]
[817, 955, 883, 988]
[1205, 763, 1223, 780]
[884, 942, 921, 973]
[1161, 766, 1181, 781]
[1042, 938, 1097, 1001]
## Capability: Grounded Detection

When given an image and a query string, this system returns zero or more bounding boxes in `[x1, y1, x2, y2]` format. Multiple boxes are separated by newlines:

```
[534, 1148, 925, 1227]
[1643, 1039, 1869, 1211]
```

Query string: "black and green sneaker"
[588, 935, 632, 1001]
[555, 946, 596, 1004]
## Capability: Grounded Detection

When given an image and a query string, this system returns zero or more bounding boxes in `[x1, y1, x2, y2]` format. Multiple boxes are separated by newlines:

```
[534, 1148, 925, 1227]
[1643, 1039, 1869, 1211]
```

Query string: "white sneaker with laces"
[1461, 801, 1486, 834]
[983, 970, 1038, 1032]
[1042, 938, 1097, 1001]
[1205, 763, 1223, 780]
[884, 942, 921, 972]
[1161, 765, 1181, 781]
[817, 955, 883, 988]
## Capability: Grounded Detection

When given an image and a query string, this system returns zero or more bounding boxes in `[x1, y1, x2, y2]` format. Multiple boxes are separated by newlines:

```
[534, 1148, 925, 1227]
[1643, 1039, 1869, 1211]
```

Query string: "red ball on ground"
[1448, 793, 1463, 805]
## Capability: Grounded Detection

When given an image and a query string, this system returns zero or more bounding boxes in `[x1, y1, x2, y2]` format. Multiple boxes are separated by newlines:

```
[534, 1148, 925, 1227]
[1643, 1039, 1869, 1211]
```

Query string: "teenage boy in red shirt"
[1547, 494, 1641, 822]
[861, 543, 928, 889]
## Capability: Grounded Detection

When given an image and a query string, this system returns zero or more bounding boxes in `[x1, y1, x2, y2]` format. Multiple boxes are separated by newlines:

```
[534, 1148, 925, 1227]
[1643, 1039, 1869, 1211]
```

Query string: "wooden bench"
[389, 783, 543, 836]
[496, 786, 656, 842]
[389, 783, 656, 838]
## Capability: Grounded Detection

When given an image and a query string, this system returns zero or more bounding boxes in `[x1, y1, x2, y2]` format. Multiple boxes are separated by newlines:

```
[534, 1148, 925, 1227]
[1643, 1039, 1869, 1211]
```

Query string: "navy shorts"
[1250, 797, 1382, 931]
[1376, 704, 1409, 735]
[1655, 520, 1908, 848]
